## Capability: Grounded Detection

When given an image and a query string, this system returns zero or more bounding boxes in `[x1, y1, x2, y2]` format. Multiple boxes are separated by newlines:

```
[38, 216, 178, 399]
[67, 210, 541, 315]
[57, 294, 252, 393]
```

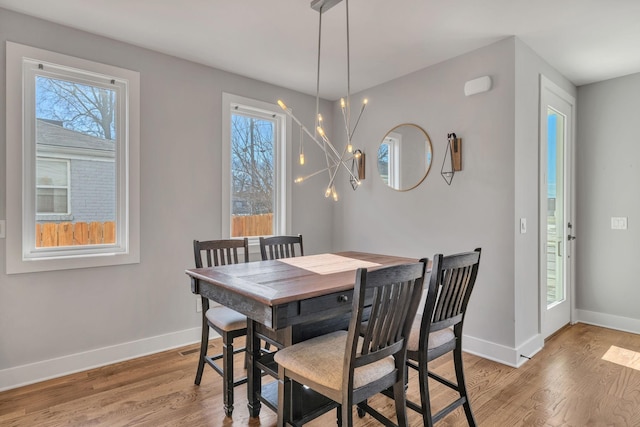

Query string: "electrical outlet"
[611, 217, 628, 230]
[196, 297, 202, 313]
[0, 220, 5, 238]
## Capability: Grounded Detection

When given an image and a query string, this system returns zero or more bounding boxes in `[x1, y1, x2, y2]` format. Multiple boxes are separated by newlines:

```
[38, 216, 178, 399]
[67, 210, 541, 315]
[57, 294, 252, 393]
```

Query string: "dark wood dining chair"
[405, 248, 481, 427]
[274, 261, 427, 427]
[193, 238, 250, 417]
[259, 234, 304, 260]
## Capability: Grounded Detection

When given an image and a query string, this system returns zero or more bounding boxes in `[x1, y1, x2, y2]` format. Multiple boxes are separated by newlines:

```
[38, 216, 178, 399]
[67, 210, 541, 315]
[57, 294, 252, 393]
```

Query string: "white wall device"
[464, 75, 492, 97]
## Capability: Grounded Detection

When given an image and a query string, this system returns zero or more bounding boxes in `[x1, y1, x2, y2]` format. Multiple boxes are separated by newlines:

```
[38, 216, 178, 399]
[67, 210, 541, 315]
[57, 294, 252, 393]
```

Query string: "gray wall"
[331, 38, 519, 359]
[0, 8, 333, 389]
[576, 72, 640, 331]
[331, 37, 577, 364]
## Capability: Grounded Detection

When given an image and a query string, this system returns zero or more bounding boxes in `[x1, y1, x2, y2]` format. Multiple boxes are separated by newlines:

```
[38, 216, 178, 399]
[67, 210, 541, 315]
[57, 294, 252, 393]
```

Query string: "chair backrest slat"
[347, 262, 426, 376]
[259, 234, 304, 261]
[422, 248, 481, 337]
[193, 238, 249, 268]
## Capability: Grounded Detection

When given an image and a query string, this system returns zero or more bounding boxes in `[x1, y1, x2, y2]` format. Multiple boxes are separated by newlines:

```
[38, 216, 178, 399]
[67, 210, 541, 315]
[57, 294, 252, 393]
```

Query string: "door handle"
[557, 240, 562, 258]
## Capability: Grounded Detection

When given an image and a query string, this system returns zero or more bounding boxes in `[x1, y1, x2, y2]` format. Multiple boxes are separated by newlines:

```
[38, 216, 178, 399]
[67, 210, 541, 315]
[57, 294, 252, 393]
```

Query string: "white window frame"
[5, 42, 140, 274]
[382, 132, 401, 189]
[36, 157, 71, 215]
[221, 93, 291, 248]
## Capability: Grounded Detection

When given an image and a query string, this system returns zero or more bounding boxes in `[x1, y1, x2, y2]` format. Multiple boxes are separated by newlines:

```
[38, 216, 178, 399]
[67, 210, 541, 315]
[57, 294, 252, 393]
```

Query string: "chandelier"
[277, 0, 367, 201]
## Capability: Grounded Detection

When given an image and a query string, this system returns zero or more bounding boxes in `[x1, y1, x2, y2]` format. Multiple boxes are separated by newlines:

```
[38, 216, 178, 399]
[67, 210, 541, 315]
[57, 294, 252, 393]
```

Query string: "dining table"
[185, 251, 419, 424]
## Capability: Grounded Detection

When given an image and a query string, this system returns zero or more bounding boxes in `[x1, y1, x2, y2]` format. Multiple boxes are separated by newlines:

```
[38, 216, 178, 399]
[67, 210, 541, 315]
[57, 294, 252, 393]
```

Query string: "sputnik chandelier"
[277, 0, 367, 201]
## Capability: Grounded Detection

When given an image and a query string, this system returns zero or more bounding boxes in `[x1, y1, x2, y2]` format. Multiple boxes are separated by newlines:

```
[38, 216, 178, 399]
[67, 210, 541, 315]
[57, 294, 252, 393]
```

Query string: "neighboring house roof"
[36, 119, 116, 161]
[36, 119, 115, 158]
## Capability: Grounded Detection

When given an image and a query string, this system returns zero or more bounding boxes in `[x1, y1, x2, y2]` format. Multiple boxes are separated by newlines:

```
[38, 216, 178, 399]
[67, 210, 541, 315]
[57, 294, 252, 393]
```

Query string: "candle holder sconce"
[441, 132, 462, 185]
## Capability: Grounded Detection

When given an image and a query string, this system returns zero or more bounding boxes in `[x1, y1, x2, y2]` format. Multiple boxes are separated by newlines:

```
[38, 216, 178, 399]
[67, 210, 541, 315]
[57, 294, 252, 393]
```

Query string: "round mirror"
[377, 124, 433, 191]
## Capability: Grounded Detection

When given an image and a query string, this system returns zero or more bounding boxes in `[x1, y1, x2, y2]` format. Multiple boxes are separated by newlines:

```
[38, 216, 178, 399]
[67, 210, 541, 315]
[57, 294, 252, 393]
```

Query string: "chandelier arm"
[340, 100, 351, 150]
[349, 101, 367, 139]
[279, 105, 341, 163]
[321, 133, 360, 184]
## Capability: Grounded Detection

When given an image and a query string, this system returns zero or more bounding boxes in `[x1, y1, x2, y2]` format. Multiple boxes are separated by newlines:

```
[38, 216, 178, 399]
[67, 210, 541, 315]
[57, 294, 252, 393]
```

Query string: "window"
[222, 93, 291, 242]
[36, 158, 70, 215]
[378, 132, 400, 188]
[6, 42, 140, 273]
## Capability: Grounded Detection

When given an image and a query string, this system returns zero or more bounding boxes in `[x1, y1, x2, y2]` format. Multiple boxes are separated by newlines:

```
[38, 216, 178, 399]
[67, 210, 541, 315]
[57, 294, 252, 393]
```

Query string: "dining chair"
[274, 261, 427, 427]
[405, 248, 481, 427]
[193, 238, 250, 417]
[259, 234, 304, 260]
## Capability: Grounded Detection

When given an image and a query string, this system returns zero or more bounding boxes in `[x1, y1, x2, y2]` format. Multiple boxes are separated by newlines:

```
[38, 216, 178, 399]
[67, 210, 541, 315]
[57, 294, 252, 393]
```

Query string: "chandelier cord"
[345, 0, 351, 133]
[315, 5, 322, 134]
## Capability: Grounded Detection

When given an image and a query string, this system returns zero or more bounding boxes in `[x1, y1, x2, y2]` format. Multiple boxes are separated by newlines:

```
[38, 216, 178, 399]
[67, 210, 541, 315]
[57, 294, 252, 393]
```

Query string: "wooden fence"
[36, 221, 116, 247]
[231, 214, 272, 238]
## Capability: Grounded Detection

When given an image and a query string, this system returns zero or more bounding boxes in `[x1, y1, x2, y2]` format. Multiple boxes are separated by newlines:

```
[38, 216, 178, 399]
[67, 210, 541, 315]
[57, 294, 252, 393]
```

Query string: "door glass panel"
[547, 107, 565, 307]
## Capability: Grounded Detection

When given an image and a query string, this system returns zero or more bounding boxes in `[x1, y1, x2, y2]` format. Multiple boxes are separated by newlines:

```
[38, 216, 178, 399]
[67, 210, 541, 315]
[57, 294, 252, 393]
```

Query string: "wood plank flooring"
[1, 323, 640, 426]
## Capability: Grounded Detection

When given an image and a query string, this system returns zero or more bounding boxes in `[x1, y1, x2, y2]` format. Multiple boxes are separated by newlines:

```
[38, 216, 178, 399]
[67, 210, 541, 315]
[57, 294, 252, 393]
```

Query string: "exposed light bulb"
[340, 98, 346, 109]
[325, 187, 332, 198]
[295, 177, 304, 183]
[318, 114, 323, 123]
[317, 126, 325, 137]
[363, 98, 368, 105]
[299, 153, 305, 165]
[277, 99, 287, 110]
[347, 144, 353, 153]
[332, 187, 339, 201]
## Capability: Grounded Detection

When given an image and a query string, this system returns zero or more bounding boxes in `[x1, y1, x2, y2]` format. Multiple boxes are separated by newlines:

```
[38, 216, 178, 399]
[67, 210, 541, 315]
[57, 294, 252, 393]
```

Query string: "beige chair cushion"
[206, 306, 247, 332]
[274, 330, 395, 392]
[407, 315, 455, 352]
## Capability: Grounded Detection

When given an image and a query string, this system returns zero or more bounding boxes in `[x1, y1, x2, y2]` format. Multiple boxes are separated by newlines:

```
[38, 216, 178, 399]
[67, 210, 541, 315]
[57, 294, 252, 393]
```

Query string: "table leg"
[247, 319, 262, 417]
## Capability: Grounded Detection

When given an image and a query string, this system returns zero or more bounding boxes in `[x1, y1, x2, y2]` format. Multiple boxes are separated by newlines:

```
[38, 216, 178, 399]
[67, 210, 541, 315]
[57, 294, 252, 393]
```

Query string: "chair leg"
[222, 333, 234, 417]
[194, 311, 209, 385]
[419, 358, 434, 427]
[453, 346, 476, 427]
[340, 401, 353, 427]
[393, 378, 409, 427]
[277, 366, 291, 427]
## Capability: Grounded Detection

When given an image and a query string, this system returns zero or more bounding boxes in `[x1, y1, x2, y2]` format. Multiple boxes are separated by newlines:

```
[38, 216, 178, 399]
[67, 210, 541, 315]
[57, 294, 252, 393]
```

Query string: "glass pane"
[547, 107, 565, 307]
[230, 113, 275, 237]
[37, 188, 68, 214]
[35, 75, 117, 247]
[37, 159, 67, 186]
[378, 142, 390, 185]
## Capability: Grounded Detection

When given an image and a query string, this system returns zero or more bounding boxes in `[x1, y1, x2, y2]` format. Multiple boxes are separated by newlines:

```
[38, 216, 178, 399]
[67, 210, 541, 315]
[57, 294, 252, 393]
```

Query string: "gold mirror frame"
[377, 123, 433, 191]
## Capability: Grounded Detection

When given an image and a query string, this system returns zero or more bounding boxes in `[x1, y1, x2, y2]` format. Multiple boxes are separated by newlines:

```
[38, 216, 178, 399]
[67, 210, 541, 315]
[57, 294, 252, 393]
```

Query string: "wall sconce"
[441, 133, 461, 185]
[350, 149, 365, 190]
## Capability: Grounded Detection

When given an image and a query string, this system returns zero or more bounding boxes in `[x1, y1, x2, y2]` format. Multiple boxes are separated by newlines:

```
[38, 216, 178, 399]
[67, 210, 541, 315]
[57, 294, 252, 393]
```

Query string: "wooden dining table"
[185, 251, 418, 423]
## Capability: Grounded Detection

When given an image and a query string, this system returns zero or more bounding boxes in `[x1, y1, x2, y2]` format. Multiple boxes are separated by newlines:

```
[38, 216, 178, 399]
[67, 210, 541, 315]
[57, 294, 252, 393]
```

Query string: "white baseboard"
[0, 327, 207, 392]
[576, 309, 640, 335]
[462, 332, 543, 368]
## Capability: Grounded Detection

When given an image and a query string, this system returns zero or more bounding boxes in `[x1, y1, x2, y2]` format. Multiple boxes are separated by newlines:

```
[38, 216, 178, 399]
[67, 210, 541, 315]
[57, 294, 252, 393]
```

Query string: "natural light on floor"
[602, 345, 640, 371]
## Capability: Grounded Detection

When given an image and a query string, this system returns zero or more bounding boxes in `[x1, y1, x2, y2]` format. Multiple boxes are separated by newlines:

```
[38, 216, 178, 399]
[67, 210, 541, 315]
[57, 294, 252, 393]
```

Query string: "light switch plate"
[0, 220, 5, 238]
[520, 218, 527, 234]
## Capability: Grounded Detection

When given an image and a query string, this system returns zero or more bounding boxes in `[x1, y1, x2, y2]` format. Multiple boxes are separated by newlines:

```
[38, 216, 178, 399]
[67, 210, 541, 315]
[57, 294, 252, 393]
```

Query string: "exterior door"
[540, 76, 575, 339]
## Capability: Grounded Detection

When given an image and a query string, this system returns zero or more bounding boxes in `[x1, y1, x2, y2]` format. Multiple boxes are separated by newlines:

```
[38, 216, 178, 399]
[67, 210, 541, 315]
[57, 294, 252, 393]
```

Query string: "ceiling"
[2, 0, 640, 100]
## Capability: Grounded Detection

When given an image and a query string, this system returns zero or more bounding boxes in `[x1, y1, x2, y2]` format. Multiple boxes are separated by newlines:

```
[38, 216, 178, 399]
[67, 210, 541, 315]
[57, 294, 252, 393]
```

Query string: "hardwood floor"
[2, 323, 640, 426]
